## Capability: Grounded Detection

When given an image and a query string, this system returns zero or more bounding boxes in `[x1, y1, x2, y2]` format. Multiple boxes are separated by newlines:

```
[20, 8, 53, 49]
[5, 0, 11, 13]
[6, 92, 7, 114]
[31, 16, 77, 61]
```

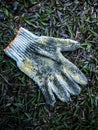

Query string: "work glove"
[4, 27, 87, 105]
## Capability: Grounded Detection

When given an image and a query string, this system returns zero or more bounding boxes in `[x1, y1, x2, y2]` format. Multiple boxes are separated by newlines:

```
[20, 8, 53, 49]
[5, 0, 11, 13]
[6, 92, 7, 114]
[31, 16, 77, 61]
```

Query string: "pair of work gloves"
[4, 27, 87, 105]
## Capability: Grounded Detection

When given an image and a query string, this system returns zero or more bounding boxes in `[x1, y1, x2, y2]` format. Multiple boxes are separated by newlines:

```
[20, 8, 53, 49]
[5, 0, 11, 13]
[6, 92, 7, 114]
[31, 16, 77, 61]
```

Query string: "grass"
[0, 0, 98, 129]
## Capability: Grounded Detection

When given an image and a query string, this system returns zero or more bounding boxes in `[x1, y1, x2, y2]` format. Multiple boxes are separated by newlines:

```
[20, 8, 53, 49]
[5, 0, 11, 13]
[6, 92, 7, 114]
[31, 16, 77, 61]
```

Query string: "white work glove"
[4, 27, 87, 105]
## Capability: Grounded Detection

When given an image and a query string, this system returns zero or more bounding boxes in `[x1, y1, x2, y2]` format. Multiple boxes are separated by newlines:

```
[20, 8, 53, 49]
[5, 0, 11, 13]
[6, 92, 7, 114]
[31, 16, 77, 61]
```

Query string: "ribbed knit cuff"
[4, 27, 38, 62]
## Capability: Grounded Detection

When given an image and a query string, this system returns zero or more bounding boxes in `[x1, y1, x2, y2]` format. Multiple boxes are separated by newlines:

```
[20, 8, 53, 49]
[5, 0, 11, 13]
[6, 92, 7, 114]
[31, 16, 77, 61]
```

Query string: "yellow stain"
[19, 57, 36, 77]
[19, 57, 43, 84]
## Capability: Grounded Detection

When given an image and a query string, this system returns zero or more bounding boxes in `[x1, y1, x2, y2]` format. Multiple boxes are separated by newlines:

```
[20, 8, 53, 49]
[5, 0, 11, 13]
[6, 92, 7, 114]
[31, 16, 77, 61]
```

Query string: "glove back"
[4, 27, 87, 105]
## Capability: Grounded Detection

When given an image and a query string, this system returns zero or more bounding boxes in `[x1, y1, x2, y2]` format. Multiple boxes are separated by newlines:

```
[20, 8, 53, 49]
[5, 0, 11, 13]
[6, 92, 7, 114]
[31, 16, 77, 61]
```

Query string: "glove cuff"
[4, 27, 38, 62]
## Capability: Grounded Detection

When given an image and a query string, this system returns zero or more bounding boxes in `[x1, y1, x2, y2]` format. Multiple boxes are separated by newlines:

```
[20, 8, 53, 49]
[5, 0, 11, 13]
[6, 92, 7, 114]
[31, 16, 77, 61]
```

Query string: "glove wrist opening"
[4, 27, 37, 62]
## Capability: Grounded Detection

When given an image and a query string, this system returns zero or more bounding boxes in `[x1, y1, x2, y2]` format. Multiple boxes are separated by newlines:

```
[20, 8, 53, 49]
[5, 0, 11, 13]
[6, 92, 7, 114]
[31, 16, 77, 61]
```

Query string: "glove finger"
[39, 85, 56, 106]
[60, 73, 81, 95]
[40, 36, 80, 51]
[47, 75, 71, 102]
[62, 59, 87, 85]
[57, 51, 87, 85]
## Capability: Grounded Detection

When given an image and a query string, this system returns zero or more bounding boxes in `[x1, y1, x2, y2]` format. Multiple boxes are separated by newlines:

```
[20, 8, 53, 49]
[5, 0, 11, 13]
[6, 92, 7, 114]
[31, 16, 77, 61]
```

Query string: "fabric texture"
[4, 27, 87, 105]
